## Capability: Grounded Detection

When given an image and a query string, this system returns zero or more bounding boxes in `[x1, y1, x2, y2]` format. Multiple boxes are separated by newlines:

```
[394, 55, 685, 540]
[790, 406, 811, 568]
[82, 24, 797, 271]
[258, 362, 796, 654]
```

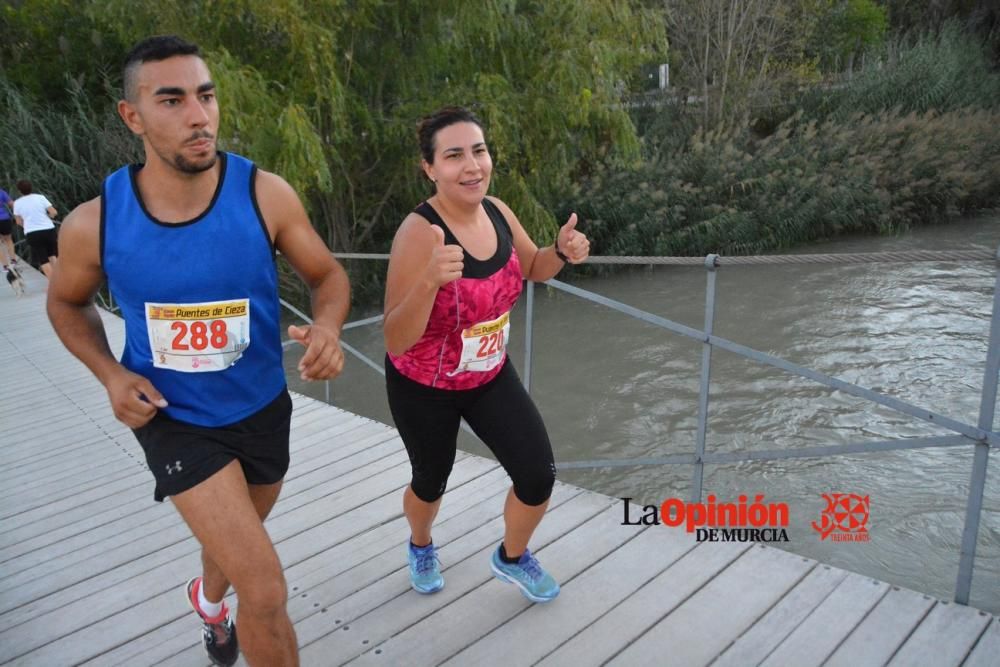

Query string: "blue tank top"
[101, 152, 286, 427]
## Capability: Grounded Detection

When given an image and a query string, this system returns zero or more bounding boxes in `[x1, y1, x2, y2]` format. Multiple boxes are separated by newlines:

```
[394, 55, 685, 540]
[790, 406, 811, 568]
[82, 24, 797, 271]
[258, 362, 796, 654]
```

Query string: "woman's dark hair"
[417, 106, 484, 164]
[15, 179, 32, 195]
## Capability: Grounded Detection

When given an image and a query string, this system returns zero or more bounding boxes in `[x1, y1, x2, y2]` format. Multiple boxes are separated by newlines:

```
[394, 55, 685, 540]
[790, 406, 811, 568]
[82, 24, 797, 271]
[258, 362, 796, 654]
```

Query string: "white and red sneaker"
[185, 576, 239, 666]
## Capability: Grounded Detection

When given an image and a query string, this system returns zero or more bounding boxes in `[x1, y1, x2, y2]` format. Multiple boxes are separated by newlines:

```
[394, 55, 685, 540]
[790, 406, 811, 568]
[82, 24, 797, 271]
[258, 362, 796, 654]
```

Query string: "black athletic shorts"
[26, 228, 58, 264]
[0, 218, 11, 236]
[133, 388, 293, 502]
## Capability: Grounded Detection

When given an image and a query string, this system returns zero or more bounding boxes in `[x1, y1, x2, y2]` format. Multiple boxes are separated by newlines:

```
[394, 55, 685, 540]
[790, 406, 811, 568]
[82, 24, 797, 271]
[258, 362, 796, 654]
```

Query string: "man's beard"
[150, 130, 218, 174]
[172, 151, 217, 174]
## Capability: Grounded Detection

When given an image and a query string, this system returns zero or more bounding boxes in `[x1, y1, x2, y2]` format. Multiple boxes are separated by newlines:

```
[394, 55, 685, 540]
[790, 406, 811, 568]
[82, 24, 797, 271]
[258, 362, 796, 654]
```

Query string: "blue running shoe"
[407, 542, 444, 594]
[490, 546, 560, 603]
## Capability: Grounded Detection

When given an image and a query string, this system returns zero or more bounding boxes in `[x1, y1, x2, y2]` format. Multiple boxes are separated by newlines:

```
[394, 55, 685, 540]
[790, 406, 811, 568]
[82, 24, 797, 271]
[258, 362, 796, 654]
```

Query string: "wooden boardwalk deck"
[1, 266, 997, 666]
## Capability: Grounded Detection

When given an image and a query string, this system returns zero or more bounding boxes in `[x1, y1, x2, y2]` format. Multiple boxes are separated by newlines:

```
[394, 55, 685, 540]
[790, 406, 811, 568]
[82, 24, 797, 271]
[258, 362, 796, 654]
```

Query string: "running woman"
[383, 106, 589, 603]
[47, 36, 350, 667]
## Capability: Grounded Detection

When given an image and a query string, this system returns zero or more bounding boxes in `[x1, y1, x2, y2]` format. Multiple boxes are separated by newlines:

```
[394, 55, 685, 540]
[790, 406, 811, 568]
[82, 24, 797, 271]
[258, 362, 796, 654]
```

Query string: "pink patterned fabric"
[389, 252, 522, 390]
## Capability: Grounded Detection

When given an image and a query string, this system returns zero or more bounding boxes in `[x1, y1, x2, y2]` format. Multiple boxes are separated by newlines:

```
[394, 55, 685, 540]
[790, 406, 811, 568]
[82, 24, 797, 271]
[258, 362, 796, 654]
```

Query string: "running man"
[47, 35, 349, 667]
[12, 180, 58, 276]
[0, 187, 18, 271]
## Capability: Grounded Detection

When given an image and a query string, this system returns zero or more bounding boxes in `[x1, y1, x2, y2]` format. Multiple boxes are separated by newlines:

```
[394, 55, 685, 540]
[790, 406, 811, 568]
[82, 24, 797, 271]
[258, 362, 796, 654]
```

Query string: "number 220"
[476, 332, 505, 358]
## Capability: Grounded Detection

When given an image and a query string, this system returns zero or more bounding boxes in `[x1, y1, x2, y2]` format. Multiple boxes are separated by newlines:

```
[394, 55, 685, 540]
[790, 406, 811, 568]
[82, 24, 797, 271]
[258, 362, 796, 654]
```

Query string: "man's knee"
[234, 570, 288, 617]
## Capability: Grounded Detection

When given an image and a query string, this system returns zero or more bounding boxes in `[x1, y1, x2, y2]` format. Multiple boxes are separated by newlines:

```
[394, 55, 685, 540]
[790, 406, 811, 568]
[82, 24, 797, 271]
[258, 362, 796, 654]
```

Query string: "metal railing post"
[691, 254, 719, 503]
[955, 246, 1000, 604]
[524, 280, 535, 392]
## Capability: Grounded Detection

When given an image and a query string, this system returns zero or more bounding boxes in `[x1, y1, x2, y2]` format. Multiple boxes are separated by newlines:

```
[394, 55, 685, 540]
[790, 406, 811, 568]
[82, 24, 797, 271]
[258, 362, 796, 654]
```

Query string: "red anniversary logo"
[812, 493, 870, 542]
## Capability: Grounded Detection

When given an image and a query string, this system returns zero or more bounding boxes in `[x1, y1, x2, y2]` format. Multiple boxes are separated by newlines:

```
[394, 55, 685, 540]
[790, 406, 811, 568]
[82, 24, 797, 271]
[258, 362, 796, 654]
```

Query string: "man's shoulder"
[252, 167, 299, 204]
[61, 197, 102, 234]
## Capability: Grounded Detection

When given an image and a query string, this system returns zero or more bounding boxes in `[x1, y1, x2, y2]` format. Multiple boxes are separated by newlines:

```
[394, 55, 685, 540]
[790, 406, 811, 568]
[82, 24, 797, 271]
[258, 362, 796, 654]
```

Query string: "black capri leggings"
[386, 356, 556, 506]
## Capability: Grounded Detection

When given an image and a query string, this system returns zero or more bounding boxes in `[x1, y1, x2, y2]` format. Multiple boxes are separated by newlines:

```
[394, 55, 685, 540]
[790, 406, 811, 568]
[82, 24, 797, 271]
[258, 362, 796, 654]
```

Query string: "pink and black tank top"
[388, 198, 523, 390]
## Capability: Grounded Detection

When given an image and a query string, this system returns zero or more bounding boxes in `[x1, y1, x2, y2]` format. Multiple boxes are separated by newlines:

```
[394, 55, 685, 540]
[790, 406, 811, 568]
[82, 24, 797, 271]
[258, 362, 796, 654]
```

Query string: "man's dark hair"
[15, 180, 32, 195]
[123, 35, 202, 101]
[417, 106, 484, 164]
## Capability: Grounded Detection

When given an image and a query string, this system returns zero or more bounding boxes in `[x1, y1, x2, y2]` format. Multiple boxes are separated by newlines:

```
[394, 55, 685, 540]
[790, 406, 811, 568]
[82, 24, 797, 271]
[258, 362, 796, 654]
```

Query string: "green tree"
[84, 0, 666, 251]
[663, 0, 826, 127]
[881, 0, 998, 64]
[0, 0, 127, 105]
[812, 0, 888, 76]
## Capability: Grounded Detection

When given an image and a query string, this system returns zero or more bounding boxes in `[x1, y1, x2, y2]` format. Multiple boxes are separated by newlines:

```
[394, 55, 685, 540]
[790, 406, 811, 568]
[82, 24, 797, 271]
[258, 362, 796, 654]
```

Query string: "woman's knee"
[512, 462, 556, 506]
[410, 466, 452, 503]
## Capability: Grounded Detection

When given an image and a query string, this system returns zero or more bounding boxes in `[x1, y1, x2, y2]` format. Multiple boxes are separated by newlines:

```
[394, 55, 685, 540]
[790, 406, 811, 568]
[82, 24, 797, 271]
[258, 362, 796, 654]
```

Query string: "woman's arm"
[487, 196, 589, 282]
[383, 215, 464, 356]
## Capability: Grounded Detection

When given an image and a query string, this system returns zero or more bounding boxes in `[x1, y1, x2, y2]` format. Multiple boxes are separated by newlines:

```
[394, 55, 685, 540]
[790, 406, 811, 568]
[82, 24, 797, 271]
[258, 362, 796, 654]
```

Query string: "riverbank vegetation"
[2, 1, 998, 276]
[574, 24, 1000, 256]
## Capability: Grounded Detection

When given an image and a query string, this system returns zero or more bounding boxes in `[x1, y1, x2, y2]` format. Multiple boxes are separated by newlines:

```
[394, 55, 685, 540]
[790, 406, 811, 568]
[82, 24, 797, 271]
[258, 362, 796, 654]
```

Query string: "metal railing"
[283, 248, 997, 606]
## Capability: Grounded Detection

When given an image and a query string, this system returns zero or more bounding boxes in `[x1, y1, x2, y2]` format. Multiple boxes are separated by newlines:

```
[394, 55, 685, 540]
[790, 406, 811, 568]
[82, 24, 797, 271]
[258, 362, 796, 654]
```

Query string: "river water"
[285, 212, 1000, 614]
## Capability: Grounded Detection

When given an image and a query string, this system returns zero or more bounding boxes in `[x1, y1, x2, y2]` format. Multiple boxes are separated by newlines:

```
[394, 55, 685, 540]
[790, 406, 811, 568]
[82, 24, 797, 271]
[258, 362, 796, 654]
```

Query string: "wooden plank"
[0, 441, 455, 638]
[0, 454, 430, 628]
[3, 559, 203, 666]
[2, 465, 151, 514]
[0, 542, 202, 665]
[0, 517, 183, 630]
[0, 504, 182, 585]
[0, 481, 151, 548]
[280, 429, 402, 491]
[0, 490, 156, 564]
[294, 489, 611, 667]
[712, 561, 847, 667]
[0, 472, 150, 537]
[3, 429, 112, 467]
[964, 616, 1000, 667]
[280, 438, 404, 509]
[1, 453, 495, 663]
[4, 388, 106, 415]
[3, 418, 106, 455]
[824, 586, 936, 667]
[94, 466, 517, 666]
[291, 410, 394, 446]
[887, 601, 992, 667]
[0, 520, 194, 620]
[5, 454, 446, 640]
[538, 541, 751, 667]
[278, 460, 507, 593]
[348, 502, 637, 666]
[759, 572, 890, 666]
[0, 448, 136, 493]
[442, 522, 699, 666]
[606, 544, 813, 666]
[0, 420, 391, 556]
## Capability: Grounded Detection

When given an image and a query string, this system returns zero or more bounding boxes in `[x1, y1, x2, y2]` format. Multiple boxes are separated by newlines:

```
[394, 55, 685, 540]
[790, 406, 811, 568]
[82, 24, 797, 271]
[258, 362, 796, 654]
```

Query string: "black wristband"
[554, 241, 569, 263]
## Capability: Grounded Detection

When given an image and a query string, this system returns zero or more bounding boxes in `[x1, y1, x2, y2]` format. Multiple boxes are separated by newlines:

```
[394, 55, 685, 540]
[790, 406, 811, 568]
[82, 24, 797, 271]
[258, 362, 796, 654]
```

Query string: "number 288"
[171, 320, 228, 351]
